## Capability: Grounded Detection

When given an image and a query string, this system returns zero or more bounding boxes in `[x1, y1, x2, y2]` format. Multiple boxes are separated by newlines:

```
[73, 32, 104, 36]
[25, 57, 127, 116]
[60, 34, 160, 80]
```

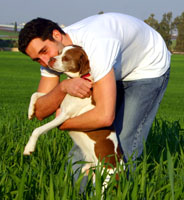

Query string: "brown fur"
[62, 45, 90, 76]
[84, 128, 122, 167]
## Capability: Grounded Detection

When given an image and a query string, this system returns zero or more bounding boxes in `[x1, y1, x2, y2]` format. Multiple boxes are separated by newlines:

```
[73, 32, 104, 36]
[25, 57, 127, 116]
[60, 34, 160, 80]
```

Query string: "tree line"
[0, 39, 17, 48]
[144, 12, 184, 52]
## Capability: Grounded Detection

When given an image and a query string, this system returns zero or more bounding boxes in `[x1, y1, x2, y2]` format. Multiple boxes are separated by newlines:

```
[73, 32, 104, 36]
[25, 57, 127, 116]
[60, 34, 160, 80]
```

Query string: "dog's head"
[48, 45, 90, 78]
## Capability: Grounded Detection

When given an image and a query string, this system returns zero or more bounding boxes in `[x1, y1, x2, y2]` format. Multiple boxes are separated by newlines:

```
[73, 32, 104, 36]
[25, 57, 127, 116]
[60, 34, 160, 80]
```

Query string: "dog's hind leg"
[23, 110, 70, 155]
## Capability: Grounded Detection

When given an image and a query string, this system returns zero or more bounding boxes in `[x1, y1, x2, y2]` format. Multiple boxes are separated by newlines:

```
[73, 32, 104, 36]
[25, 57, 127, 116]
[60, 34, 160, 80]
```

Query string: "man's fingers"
[78, 88, 92, 98]
[61, 78, 93, 98]
[77, 80, 93, 98]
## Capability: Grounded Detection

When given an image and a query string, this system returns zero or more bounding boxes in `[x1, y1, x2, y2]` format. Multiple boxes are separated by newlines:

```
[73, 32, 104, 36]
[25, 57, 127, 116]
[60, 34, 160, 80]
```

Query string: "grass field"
[0, 52, 184, 199]
[156, 54, 184, 127]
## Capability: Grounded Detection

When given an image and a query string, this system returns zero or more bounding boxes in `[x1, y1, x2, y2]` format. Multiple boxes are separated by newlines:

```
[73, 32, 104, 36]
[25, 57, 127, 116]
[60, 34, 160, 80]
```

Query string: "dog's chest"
[60, 94, 94, 117]
[69, 131, 98, 163]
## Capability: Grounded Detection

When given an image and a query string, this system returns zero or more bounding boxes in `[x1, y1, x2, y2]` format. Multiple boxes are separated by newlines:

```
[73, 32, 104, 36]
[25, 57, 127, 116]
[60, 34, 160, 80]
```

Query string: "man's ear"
[52, 30, 62, 41]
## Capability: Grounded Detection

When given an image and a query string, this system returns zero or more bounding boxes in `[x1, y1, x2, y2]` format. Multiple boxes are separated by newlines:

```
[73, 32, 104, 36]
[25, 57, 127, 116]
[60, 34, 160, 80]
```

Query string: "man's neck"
[62, 33, 73, 46]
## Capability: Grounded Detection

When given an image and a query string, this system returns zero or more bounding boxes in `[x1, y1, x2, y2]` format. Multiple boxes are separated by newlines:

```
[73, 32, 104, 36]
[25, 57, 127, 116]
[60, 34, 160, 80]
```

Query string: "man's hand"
[60, 78, 93, 98]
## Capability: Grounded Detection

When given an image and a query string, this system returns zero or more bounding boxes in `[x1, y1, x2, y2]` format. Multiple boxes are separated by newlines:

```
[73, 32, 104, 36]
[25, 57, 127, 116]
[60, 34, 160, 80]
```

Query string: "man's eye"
[42, 49, 47, 54]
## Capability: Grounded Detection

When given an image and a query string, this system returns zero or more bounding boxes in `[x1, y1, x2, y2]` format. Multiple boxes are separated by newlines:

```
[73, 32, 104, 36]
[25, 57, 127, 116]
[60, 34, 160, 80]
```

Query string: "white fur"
[28, 92, 45, 120]
[48, 46, 76, 73]
[24, 94, 95, 156]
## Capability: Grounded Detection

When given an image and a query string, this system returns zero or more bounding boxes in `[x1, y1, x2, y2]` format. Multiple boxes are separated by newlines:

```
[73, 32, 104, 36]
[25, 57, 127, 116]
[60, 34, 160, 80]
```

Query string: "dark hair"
[18, 17, 66, 54]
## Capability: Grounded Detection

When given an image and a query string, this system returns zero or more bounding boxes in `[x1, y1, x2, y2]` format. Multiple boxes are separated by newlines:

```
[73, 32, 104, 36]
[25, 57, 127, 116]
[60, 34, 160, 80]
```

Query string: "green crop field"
[0, 52, 184, 199]
[156, 54, 184, 127]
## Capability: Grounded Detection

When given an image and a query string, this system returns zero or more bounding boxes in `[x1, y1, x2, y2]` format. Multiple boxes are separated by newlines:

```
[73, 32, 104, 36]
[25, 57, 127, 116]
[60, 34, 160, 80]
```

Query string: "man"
[18, 12, 170, 163]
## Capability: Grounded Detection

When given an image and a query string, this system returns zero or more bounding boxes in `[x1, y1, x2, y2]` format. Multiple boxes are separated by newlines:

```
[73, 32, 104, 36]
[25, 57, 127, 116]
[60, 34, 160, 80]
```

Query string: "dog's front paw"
[23, 147, 33, 155]
[28, 105, 35, 120]
[28, 92, 45, 119]
[23, 144, 35, 155]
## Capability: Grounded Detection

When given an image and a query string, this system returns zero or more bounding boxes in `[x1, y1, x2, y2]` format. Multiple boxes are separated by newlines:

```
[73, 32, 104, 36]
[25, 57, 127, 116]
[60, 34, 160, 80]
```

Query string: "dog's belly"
[61, 94, 95, 117]
[69, 131, 98, 164]
[69, 130, 121, 167]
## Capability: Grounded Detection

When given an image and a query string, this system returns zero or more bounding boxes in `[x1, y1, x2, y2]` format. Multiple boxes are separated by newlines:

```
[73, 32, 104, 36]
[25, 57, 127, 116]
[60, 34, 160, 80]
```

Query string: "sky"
[0, 0, 183, 26]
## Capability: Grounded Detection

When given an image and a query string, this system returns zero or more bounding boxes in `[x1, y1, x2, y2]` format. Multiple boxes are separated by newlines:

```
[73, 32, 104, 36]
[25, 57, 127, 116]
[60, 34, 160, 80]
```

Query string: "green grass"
[0, 52, 184, 199]
[156, 54, 184, 127]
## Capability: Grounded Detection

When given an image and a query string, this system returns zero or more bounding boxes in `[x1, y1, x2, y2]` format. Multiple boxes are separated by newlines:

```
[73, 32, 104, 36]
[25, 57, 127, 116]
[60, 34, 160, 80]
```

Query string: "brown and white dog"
[23, 45, 124, 186]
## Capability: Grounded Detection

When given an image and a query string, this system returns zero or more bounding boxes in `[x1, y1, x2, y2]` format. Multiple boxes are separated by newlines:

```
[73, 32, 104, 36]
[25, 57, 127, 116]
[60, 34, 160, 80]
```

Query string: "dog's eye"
[62, 56, 69, 62]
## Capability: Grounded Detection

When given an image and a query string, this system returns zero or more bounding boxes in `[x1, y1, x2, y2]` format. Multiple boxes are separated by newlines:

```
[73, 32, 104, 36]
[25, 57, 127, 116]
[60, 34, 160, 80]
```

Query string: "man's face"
[25, 33, 64, 67]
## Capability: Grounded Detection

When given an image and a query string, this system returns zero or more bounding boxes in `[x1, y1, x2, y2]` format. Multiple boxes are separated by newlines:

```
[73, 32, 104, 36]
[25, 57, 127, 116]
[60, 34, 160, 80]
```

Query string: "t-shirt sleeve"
[87, 38, 121, 82]
[40, 66, 61, 77]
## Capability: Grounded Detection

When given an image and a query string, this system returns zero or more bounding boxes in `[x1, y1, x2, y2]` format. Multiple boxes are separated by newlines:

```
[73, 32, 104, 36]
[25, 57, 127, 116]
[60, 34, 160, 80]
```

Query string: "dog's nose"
[48, 57, 56, 68]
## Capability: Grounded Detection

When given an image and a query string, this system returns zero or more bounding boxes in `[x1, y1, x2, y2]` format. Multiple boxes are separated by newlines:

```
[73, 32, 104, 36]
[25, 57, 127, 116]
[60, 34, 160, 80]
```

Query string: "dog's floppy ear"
[79, 53, 90, 75]
[77, 47, 90, 76]
[64, 45, 90, 75]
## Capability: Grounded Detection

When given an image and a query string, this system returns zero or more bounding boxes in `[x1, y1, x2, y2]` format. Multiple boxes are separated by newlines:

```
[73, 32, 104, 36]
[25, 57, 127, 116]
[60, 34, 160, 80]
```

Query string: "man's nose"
[40, 55, 50, 66]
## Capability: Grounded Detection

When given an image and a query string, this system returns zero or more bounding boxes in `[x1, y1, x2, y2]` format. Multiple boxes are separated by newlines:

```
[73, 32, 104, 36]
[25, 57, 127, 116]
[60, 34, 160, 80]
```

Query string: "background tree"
[172, 12, 184, 52]
[145, 12, 174, 50]
[98, 11, 104, 15]
[14, 21, 17, 32]
[157, 12, 173, 50]
[144, 14, 159, 31]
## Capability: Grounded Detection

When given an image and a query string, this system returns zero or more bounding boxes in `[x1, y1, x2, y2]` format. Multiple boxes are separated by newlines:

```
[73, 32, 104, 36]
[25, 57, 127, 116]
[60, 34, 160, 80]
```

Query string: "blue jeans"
[68, 68, 170, 189]
[114, 68, 170, 161]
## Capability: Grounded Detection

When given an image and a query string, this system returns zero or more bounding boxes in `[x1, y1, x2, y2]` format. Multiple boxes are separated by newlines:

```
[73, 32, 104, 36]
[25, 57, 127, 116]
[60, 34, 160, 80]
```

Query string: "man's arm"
[59, 68, 117, 131]
[34, 76, 63, 120]
[34, 76, 93, 120]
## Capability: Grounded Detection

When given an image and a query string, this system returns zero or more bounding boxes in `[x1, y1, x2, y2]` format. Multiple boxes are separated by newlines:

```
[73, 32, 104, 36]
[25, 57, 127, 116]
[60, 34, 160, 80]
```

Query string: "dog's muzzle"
[48, 57, 56, 68]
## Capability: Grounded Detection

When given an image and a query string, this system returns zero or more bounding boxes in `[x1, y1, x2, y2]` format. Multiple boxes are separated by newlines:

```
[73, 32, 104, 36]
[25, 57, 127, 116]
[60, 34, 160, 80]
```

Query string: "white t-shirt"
[41, 13, 171, 82]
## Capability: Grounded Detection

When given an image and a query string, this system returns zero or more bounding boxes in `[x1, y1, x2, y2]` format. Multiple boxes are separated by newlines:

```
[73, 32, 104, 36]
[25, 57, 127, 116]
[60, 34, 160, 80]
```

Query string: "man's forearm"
[59, 106, 115, 131]
[35, 83, 66, 120]
[34, 77, 92, 120]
